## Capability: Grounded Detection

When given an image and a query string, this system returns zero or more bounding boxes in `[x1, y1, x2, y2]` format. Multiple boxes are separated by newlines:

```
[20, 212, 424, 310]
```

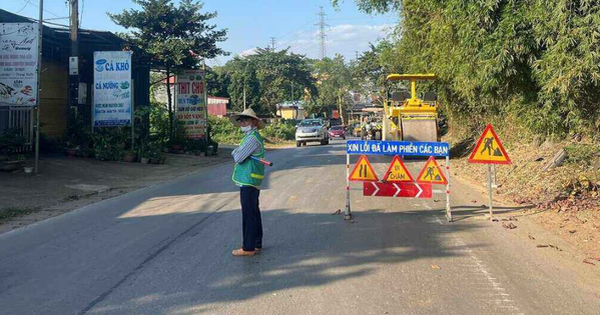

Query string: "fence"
[0, 106, 35, 152]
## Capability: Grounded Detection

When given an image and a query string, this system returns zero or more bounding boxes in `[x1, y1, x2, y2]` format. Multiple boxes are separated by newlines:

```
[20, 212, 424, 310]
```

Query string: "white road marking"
[433, 215, 524, 315]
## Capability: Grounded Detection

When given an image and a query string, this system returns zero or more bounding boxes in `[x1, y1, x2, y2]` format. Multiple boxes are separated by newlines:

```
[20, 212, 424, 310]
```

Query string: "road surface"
[1, 140, 599, 315]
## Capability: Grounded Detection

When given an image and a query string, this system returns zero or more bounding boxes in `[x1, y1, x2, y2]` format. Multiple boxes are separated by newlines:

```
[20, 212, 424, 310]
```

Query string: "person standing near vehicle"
[230, 108, 266, 257]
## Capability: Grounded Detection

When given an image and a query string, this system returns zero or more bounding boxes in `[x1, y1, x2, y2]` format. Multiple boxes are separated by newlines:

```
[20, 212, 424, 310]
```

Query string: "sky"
[2, 0, 398, 66]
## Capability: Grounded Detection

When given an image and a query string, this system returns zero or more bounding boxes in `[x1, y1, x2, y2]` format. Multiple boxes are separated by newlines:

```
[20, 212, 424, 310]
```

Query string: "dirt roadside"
[0, 148, 234, 234]
[0, 143, 294, 235]
[448, 131, 600, 263]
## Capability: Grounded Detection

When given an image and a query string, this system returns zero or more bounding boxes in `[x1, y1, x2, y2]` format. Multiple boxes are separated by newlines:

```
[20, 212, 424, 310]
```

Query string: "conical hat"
[230, 108, 265, 129]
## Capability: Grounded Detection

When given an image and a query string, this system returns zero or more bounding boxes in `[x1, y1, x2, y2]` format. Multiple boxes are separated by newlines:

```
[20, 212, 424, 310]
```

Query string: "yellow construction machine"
[382, 74, 440, 142]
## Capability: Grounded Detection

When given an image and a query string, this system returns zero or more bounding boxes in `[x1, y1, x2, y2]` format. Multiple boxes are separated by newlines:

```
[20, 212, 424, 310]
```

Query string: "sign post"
[346, 140, 452, 221]
[468, 124, 511, 219]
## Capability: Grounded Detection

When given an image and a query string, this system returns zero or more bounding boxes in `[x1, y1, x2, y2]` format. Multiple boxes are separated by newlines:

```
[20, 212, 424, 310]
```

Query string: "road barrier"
[345, 140, 453, 222]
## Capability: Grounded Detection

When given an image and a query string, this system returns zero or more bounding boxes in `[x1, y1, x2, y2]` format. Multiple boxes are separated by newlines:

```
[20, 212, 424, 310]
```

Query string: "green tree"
[221, 48, 317, 115]
[109, 0, 227, 139]
[313, 55, 355, 124]
[335, 0, 600, 137]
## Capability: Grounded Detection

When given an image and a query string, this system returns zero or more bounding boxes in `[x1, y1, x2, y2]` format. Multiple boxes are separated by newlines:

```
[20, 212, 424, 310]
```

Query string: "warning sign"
[349, 155, 379, 182]
[469, 124, 511, 164]
[417, 156, 448, 185]
[383, 156, 414, 182]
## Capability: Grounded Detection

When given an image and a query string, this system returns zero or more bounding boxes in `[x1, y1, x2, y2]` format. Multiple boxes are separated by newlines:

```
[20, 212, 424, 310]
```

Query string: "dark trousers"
[240, 186, 262, 251]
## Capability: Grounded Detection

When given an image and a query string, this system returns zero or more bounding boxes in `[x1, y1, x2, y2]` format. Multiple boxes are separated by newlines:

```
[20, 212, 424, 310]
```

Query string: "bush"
[91, 129, 127, 161]
[209, 116, 244, 144]
[262, 119, 296, 141]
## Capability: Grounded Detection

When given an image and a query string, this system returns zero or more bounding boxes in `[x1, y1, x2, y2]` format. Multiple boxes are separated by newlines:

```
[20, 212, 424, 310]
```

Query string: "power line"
[15, 0, 31, 14]
[19, 0, 62, 18]
[273, 18, 318, 45]
[80, 0, 85, 28]
[270, 37, 276, 51]
[315, 6, 329, 59]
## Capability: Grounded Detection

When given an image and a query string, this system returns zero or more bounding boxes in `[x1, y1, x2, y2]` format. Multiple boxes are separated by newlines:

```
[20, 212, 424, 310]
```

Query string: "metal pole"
[202, 59, 208, 139]
[344, 152, 352, 220]
[488, 164, 494, 219]
[34, 0, 44, 175]
[445, 155, 452, 222]
[131, 79, 135, 152]
[90, 84, 94, 134]
[68, 0, 79, 123]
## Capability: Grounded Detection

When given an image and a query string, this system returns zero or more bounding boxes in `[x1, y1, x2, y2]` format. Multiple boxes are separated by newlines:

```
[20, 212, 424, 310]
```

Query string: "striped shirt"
[232, 128, 261, 164]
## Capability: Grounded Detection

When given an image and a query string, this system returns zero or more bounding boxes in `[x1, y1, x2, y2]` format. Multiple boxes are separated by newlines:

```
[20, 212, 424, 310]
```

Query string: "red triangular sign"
[416, 156, 448, 185]
[349, 155, 379, 182]
[469, 124, 511, 164]
[383, 156, 414, 183]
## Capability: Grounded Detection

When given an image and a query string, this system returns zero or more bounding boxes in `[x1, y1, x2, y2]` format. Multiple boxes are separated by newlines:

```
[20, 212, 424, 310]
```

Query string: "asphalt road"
[1, 140, 599, 315]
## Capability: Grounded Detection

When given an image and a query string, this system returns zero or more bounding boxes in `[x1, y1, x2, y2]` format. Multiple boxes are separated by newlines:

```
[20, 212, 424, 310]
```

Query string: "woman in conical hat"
[230, 108, 266, 256]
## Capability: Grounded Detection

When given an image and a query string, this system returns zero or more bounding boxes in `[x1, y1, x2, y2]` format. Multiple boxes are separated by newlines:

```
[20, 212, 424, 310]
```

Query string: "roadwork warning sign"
[383, 156, 414, 182]
[469, 124, 511, 164]
[417, 156, 448, 185]
[349, 155, 379, 182]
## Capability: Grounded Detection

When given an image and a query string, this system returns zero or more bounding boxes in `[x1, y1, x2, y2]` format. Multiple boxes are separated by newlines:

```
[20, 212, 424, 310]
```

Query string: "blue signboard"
[347, 140, 450, 157]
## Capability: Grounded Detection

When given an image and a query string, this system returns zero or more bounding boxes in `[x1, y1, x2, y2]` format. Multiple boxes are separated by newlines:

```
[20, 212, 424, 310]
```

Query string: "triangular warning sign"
[469, 124, 511, 164]
[383, 156, 414, 183]
[417, 156, 448, 185]
[349, 155, 379, 182]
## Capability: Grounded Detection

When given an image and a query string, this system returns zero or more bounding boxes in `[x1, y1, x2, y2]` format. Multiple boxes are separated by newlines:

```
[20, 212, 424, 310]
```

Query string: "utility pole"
[68, 0, 79, 122]
[34, 0, 44, 175]
[315, 6, 329, 59]
[355, 51, 359, 60]
[270, 37, 276, 51]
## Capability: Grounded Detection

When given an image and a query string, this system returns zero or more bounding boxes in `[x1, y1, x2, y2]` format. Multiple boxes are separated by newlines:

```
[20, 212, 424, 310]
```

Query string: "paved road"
[1, 140, 599, 315]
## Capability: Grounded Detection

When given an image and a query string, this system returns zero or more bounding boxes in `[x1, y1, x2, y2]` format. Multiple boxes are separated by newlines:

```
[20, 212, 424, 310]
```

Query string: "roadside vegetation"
[332, 0, 600, 254]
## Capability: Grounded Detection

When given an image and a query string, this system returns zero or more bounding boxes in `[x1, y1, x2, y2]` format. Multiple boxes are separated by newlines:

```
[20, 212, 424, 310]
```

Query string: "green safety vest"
[232, 130, 265, 188]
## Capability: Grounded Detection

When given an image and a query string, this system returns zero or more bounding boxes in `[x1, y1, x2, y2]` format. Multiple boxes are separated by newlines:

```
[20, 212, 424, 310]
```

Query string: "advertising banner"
[176, 70, 207, 139]
[93, 51, 132, 126]
[0, 23, 39, 107]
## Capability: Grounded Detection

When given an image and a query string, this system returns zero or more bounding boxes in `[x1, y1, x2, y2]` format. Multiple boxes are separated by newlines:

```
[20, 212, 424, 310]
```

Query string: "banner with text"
[347, 140, 450, 157]
[93, 51, 132, 126]
[0, 23, 39, 107]
[176, 70, 206, 139]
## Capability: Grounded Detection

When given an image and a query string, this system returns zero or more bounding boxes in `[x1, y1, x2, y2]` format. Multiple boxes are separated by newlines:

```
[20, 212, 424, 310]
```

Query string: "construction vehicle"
[382, 74, 440, 142]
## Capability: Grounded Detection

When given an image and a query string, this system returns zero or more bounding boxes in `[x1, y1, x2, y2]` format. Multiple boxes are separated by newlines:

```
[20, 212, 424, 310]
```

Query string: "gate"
[0, 106, 35, 152]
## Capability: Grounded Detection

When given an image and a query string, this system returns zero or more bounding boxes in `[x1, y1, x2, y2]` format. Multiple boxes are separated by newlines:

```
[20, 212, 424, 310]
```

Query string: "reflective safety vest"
[232, 130, 265, 188]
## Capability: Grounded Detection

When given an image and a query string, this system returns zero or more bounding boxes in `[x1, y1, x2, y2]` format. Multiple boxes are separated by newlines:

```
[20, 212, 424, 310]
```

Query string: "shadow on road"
[446, 205, 535, 222]
[82, 206, 485, 314]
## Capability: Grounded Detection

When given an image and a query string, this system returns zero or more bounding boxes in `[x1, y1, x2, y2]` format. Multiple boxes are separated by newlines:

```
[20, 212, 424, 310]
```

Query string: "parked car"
[328, 125, 346, 140]
[295, 119, 329, 147]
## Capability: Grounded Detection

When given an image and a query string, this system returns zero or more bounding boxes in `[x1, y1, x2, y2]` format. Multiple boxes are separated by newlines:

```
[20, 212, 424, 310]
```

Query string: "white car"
[295, 119, 329, 147]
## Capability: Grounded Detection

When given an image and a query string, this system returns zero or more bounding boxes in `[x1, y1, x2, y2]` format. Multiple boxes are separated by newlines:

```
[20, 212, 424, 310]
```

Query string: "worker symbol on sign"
[424, 166, 442, 181]
[481, 137, 503, 157]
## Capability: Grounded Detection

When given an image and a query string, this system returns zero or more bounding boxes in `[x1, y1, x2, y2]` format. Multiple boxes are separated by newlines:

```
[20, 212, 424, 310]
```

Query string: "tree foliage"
[312, 55, 355, 123]
[220, 48, 317, 115]
[338, 0, 600, 137]
[109, 0, 227, 138]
